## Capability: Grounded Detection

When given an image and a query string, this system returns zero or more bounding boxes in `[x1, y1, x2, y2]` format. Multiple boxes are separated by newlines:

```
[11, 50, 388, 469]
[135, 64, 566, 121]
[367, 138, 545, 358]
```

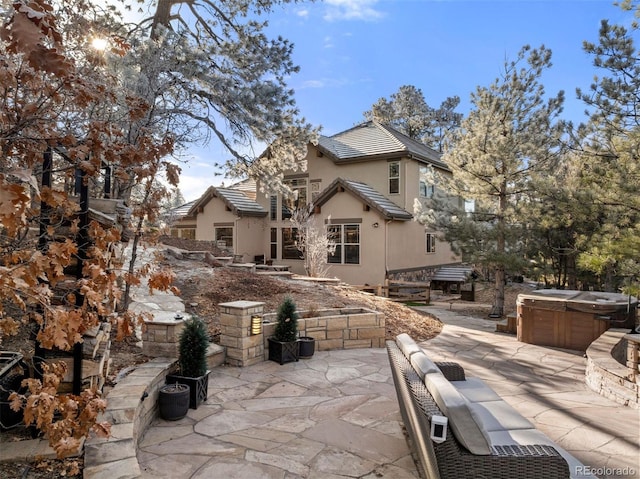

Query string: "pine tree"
[363, 85, 462, 152]
[575, 9, 640, 290]
[417, 45, 566, 316]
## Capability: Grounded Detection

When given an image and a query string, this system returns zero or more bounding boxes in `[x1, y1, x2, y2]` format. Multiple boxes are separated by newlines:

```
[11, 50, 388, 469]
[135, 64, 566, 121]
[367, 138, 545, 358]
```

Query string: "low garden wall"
[585, 329, 639, 409]
[83, 358, 176, 479]
[262, 307, 386, 353]
[84, 302, 384, 478]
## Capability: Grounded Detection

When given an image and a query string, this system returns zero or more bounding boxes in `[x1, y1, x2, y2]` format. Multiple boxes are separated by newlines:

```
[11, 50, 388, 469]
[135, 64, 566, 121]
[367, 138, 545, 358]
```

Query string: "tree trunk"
[490, 180, 507, 318]
[567, 252, 578, 290]
[604, 262, 616, 292]
[151, 0, 176, 39]
[490, 265, 505, 317]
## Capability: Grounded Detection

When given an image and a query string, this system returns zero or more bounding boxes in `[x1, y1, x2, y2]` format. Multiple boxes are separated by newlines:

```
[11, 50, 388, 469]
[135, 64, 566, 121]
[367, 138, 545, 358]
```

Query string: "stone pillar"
[219, 301, 265, 367]
[141, 311, 188, 358]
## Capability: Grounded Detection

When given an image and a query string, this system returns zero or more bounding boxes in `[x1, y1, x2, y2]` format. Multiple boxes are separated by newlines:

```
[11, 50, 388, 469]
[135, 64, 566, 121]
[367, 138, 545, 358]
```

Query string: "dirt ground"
[0, 236, 531, 478]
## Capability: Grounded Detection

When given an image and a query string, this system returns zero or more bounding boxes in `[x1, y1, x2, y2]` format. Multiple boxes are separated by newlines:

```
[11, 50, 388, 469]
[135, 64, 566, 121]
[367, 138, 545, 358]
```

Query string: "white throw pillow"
[396, 333, 422, 358]
[410, 351, 442, 380]
[424, 373, 492, 455]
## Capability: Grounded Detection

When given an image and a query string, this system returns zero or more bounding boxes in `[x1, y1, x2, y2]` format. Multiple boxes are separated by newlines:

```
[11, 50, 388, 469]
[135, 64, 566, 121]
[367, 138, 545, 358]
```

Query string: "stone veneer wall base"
[83, 358, 176, 479]
[585, 329, 639, 409]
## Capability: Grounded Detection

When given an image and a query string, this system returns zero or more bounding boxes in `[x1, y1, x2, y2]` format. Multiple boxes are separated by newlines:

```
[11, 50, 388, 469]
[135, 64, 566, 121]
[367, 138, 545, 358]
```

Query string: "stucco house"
[256, 121, 460, 285]
[169, 182, 267, 257]
[173, 121, 462, 285]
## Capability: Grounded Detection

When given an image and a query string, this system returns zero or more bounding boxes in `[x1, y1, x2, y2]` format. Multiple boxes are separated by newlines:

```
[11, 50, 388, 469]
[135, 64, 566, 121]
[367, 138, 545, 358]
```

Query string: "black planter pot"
[158, 383, 190, 421]
[166, 371, 210, 409]
[268, 337, 299, 365]
[298, 337, 315, 359]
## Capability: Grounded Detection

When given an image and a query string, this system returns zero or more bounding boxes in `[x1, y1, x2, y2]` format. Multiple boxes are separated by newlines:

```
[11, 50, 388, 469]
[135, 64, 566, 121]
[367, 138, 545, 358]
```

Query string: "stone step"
[206, 343, 226, 369]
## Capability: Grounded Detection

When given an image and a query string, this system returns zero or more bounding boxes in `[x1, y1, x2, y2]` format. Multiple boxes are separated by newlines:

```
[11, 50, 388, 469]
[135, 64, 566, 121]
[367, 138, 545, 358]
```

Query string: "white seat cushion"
[468, 400, 534, 432]
[424, 373, 491, 455]
[410, 351, 441, 379]
[396, 333, 422, 358]
[453, 378, 502, 403]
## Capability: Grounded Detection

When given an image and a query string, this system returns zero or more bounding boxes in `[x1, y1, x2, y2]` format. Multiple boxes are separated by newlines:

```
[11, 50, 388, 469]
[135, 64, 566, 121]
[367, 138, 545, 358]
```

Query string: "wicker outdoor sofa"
[387, 334, 592, 479]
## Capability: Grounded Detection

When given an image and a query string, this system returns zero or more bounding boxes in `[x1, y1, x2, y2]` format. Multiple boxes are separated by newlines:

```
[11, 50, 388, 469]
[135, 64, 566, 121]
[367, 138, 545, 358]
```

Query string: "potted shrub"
[166, 316, 210, 409]
[158, 383, 190, 421]
[268, 297, 300, 364]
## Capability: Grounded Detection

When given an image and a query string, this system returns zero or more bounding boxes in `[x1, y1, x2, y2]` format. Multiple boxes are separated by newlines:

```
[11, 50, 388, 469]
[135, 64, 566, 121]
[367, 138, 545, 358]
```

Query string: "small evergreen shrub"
[273, 296, 298, 342]
[178, 317, 209, 377]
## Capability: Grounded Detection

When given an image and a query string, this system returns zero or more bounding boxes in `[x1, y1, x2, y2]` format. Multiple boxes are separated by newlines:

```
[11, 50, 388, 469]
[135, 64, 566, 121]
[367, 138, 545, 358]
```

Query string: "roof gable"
[188, 186, 267, 218]
[168, 200, 197, 219]
[317, 121, 448, 170]
[313, 178, 413, 221]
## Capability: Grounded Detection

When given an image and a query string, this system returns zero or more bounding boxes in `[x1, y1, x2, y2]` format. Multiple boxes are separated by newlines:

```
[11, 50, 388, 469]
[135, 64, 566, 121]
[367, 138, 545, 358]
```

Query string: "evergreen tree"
[523, 151, 602, 289]
[417, 45, 567, 316]
[575, 7, 640, 291]
[363, 85, 462, 152]
[178, 317, 209, 377]
[273, 296, 298, 342]
[135, 0, 319, 193]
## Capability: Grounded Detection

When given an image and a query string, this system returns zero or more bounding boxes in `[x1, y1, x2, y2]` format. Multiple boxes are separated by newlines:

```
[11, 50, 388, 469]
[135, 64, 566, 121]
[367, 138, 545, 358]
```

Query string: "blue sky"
[179, 0, 629, 201]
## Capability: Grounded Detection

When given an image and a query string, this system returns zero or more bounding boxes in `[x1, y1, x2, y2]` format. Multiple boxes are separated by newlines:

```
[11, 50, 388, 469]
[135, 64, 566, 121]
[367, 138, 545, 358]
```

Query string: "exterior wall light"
[251, 315, 263, 335]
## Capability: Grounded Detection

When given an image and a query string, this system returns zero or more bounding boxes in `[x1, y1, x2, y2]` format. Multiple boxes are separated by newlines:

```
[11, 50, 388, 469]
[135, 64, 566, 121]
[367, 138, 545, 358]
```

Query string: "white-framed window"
[310, 180, 321, 200]
[328, 223, 360, 264]
[282, 178, 307, 220]
[419, 165, 435, 198]
[282, 227, 302, 259]
[215, 225, 233, 250]
[426, 233, 436, 254]
[181, 229, 195, 240]
[464, 199, 475, 213]
[389, 161, 400, 195]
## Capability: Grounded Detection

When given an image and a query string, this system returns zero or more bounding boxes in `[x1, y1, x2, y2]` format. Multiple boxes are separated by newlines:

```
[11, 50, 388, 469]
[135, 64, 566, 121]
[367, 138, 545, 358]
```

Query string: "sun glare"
[91, 37, 108, 51]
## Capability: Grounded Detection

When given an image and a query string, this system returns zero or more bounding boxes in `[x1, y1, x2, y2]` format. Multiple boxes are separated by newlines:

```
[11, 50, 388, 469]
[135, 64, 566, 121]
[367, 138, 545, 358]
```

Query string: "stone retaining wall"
[83, 358, 175, 479]
[84, 305, 384, 478]
[585, 329, 639, 409]
[262, 307, 385, 353]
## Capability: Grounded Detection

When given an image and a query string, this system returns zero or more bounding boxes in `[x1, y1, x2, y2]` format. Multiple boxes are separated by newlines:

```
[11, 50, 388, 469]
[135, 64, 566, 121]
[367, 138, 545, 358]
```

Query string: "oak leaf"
[53, 436, 82, 458]
[0, 317, 20, 337]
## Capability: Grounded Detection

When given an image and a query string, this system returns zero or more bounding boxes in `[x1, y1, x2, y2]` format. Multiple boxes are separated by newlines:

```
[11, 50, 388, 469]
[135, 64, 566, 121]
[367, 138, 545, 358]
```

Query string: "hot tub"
[516, 290, 637, 351]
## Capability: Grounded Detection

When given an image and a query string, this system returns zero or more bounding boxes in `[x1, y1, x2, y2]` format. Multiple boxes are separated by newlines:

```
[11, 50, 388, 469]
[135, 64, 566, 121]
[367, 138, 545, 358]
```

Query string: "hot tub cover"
[517, 289, 638, 314]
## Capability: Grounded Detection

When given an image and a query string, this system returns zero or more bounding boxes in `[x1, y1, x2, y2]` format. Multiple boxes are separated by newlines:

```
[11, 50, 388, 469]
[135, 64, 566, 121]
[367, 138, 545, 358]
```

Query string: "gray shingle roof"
[313, 178, 413, 221]
[188, 186, 267, 218]
[168, 200, 197, 219]
[317, 121, 449, 170]
[431, 265, 474, 282]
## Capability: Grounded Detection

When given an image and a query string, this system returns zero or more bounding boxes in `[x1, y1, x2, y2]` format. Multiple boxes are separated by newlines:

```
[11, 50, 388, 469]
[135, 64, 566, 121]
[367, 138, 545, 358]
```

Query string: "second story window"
[310, 180, 321, 200]
[419, 165, 435, 198]
[282, 178, 307, 220]
[389, 161, 400, 194]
